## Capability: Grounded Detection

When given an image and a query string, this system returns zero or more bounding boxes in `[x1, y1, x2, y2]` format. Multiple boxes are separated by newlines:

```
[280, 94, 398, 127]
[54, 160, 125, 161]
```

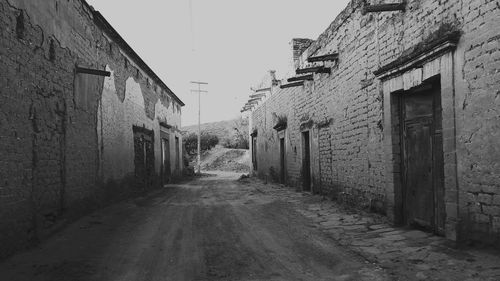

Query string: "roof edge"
[301, 0, 363, 58]
[91, 10, 185, 106]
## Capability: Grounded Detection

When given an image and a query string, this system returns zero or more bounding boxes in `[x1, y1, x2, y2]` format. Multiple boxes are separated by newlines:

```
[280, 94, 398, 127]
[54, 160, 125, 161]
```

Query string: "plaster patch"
[125, 77, 145, 109]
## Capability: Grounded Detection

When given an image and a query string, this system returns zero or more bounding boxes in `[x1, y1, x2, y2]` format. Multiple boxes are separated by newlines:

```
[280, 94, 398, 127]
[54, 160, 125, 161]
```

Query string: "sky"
[86, 0, 351, 126]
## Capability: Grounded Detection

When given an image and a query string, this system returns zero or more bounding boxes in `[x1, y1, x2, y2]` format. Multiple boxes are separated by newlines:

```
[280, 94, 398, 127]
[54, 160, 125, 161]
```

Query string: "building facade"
[248, 0, 500, 245]
[0, 0, 184, 258]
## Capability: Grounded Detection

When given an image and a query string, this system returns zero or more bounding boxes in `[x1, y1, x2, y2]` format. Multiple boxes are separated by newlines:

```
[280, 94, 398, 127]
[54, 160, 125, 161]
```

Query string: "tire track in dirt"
[0, 172, 389, 281]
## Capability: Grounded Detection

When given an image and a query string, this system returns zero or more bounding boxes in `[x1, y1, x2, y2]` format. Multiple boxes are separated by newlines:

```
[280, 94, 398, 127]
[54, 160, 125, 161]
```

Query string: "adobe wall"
[251, 0, 500, 243]
[0, 0, 183, 258]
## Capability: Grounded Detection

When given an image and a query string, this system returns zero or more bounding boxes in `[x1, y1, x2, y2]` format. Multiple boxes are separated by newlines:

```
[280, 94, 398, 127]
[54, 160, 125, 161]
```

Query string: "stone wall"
[0, 0, 184, 258]
[251, 0, 500, 244]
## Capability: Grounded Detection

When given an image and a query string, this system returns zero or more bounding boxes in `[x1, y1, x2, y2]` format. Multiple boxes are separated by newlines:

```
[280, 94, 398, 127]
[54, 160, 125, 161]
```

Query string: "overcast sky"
[86, 0, 351, 126]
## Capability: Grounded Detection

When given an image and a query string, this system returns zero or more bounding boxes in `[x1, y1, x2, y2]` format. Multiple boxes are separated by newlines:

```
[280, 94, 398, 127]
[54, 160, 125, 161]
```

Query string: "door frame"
[379, 48, 459, 240]
[399, 80, 445, 234]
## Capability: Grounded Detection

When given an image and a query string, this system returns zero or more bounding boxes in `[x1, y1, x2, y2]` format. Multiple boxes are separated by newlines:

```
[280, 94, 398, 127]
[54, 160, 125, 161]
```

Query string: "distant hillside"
[182, 118, 249, 142]
[199, 146, 251, 173]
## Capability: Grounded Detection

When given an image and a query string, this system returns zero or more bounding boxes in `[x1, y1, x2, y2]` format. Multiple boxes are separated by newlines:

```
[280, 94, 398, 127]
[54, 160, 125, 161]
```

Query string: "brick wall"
[455, 0, 500, 242]
[0, 0, 183, 258]
[251, 0, 500, 244]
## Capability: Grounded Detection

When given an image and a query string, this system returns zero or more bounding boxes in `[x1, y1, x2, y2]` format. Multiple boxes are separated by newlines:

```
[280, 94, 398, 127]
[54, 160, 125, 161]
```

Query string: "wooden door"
[144, 137, 154, 186]
[161, 138, 171, 184]
[280, 137, 285, 184]
[175, 136, 180, 172]
[404, 118, 434, 228]
[133, 126, 154, 188]
[401, 84, 444, 234]
[252, 136, 257, 170]
[302, 131, 311, 192]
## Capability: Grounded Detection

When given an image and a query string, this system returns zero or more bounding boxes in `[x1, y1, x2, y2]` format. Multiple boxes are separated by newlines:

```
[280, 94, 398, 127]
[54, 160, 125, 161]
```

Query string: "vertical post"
[190, 81, 208, 175]
[197, 83, 201, 174]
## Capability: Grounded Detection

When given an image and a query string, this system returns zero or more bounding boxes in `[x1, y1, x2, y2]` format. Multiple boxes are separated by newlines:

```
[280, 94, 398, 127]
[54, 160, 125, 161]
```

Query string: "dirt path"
[0, 172, 388, 281]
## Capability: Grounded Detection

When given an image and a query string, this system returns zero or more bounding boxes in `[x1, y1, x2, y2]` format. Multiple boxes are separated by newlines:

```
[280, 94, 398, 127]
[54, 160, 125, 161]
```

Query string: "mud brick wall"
[0, 0, 79, 258]
[251, 85, 299, 186]
[251, 0, 500, 243]
[0, 0, 183, 259]
[455, 0, 500, 242]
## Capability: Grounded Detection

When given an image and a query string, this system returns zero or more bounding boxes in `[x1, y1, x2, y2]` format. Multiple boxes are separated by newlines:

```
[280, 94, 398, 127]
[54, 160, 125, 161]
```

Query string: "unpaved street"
[0, 172, 388, 281]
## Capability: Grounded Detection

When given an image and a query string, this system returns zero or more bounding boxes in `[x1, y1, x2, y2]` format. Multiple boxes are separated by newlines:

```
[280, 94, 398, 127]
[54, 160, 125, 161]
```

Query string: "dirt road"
[0, 172, 388, 281]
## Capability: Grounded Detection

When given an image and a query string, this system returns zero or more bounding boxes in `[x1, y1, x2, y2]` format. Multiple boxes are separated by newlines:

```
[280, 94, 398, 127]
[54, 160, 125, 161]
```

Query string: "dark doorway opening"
[400, 79, 445, 235]
[161, 136, 171, 185]
[175, 136, 180, 173]
[252, 136, 257, 171]
[302, 131, 311, 192]
[133, 126, 155, 188]
[279, 137, 285, 184]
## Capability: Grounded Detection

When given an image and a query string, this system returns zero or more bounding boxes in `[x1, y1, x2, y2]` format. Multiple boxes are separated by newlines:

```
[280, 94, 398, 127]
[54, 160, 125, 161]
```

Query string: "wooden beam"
[241, 107, 253, 112]
[242, 104, 255, 111]
[363, 3, 406, 14]
[280, 81, 304, 89]
[287, 74, 313, 83]
[248, 97, 262, 102]
[250, 93, 266, 99]
[254, 87, 271, 93]
[273, 123, 287, 131]
[307, 53, 339, 63]
[296, 66, 330, 75]
[76, 66, 111, 77]
[159, 121, 172, 129]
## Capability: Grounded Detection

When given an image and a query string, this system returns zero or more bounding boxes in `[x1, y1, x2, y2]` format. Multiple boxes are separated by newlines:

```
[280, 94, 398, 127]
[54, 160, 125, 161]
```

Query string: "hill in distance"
[181, 118, 249, 142]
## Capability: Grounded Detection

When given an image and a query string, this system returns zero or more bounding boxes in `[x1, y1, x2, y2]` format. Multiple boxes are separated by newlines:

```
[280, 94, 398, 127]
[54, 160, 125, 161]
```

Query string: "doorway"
[161, 137, 171, 185]
[400, 81, 445, 234]
[252, 136, 257, 171]
[279, 137, 285, 184]
[302, 131, 311, 192]
[133, 126, 154, 188]
[175, 136, 180, 173]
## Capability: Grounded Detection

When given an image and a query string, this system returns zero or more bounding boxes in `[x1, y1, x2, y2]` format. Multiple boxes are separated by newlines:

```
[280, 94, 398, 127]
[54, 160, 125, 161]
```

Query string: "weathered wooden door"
[175, 136, 180, 172]
[252, 136, 257, 170]
[302, 131, 311, 191]
[161, 138, 171, 184]
[133, 127, 154, 188]
[279, 137, 285, 184]
[401, 84, 445, 234]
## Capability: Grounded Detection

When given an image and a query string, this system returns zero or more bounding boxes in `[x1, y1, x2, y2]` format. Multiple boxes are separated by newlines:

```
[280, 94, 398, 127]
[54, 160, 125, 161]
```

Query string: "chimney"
[269, 70, 279, 86]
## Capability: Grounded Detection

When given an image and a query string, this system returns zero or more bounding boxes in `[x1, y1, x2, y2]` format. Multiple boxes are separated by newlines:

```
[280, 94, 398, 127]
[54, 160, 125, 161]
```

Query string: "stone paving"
[248, 177, 500, 281]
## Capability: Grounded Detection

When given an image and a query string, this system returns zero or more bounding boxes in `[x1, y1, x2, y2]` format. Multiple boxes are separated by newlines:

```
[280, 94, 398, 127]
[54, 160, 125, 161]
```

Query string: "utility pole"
[190, 81, 208, 174]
